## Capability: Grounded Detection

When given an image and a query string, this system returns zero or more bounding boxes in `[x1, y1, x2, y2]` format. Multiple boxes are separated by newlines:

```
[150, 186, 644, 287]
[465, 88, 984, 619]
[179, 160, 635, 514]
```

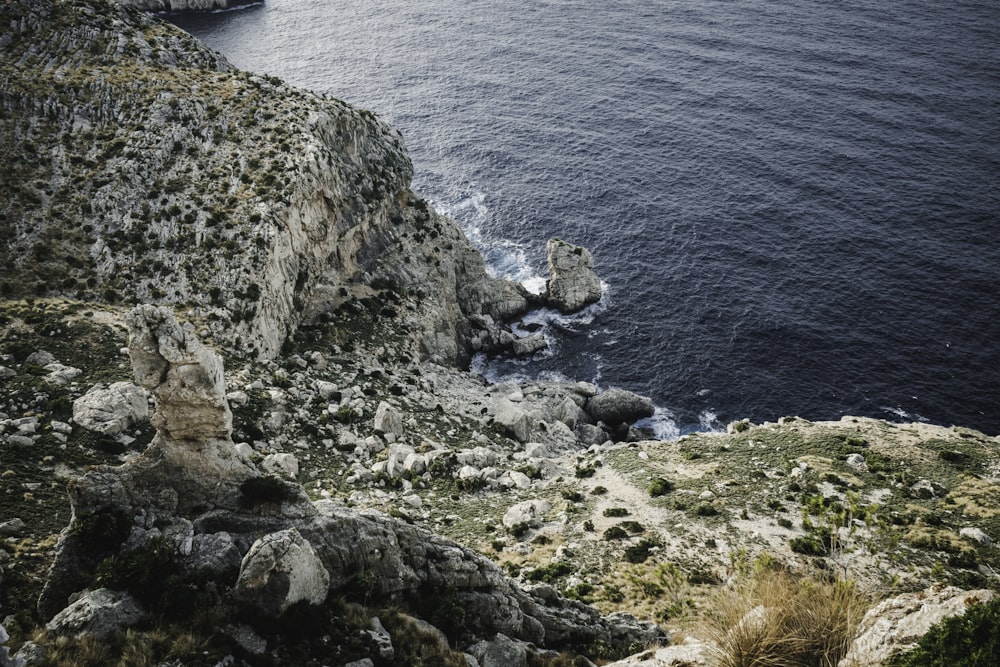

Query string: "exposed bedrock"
[38, 307, 664, 655]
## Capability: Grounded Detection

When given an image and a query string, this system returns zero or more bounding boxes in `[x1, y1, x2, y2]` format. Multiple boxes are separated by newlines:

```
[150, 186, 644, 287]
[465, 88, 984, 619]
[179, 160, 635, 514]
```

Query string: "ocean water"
[170, 0, 1000, 436]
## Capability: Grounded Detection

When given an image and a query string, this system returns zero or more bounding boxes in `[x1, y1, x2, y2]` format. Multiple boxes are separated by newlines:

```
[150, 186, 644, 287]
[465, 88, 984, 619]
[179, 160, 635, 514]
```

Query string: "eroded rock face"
[127, 305, 232, 440]
[544, 238, 603, 314]
[839, 586, 994, 667]
[117, 0, 251, 11]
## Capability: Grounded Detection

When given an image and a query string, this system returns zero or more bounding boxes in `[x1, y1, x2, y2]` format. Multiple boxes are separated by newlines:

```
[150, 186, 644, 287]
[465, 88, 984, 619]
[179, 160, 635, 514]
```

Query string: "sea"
[169, 0, 1000, 437]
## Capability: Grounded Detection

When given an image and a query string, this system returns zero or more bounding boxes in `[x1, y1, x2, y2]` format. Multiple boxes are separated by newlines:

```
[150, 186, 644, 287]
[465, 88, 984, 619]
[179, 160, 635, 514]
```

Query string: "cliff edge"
[0, 0, 529, 365]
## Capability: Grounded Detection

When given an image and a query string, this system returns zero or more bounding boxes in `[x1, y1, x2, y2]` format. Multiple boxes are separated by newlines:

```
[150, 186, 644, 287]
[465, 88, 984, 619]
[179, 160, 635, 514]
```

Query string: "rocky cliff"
[1, 1, 998, 666]
[0, 0, 530, 365]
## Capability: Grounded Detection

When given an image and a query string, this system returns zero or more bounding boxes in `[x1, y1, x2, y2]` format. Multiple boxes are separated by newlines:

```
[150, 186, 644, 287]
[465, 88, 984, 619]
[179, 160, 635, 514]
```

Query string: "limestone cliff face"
[117, 0, 254, 12]
[0, 0, 528, 364]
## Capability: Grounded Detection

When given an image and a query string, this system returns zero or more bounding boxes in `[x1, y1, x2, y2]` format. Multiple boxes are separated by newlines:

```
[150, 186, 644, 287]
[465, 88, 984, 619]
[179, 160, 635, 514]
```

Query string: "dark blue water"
[170, 0, 1000, 436]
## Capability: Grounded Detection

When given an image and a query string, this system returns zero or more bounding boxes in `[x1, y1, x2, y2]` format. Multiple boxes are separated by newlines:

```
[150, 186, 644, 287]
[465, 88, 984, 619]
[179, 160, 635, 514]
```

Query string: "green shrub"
[790, 535, 827, 556]
[888, 596, 1000, 666]
[239, 475, 300, 508]
[525, 562, 573, 583]
[648, 477, 674, 497]
[603, 507, 630, 518]
[603, 526, 628, 541]
[620, 520, 646, 535]
[623, 538, 659, 564]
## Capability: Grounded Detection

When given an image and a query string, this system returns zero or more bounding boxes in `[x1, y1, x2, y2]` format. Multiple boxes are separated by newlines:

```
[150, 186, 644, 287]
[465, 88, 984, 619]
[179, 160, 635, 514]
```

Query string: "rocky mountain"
[0, 1, 997, 666]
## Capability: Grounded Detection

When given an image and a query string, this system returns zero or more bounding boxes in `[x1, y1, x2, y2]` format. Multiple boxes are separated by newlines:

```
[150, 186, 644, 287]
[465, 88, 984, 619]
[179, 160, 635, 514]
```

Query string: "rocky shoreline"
[1, 1, 998, 665]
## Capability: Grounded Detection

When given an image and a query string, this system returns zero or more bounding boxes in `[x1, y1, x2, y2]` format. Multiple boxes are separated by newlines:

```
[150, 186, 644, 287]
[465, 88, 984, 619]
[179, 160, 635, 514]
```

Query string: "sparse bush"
[561, 490, 585, 502]
[508, 521, 530, 538]
[603, 507, 629, 518]
[525, 562, 573, 583]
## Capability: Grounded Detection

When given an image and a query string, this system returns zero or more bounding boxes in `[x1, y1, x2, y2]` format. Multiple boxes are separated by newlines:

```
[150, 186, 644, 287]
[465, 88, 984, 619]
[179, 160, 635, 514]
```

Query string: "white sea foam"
[635, 408, 681, 441]
[880, 406, 929, 424]
[429, 191, 545, 290]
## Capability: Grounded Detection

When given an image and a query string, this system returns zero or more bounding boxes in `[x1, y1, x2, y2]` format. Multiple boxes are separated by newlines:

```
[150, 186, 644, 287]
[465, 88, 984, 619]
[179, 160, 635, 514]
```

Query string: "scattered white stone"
[43, 363, 82, 385]
[507, 471, 532, 489]
[503, 499, 552, 529]
[401, 494, 423, 509]
[261, 453, 299, 480]
[50, 421, 72, 435]
[226, 390, 249, 407]
[373, 401, 404, 438]
[846, 453, 867, 470]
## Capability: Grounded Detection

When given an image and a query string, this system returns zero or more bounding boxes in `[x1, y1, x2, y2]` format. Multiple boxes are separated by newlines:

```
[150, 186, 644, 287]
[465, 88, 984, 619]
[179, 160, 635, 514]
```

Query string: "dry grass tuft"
[704, 568, 867, 667]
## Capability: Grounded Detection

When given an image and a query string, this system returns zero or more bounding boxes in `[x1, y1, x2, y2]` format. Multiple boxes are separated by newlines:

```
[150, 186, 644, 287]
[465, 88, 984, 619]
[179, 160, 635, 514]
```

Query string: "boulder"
[234, 528, 331, 617]
[909, 479, 946, 499]
[72, 382, 149, 436]
[0, 519, 25, 537]
[503, 500, 552, 530]
[373, 401, 404, 438]
[959, 526, 992, 546]
[585, 389, 655, 426]
[368, 617, 394, 660]
[603, 637, 711, 666]
[543, 238, 603, 314]
[512, 333, 547, 357]
[45, 588, 143, 639]
[839, 586, 994, 666]
[185, 532, 243, 575]
[468, 634, 528, 667]
[44, 363, 82, 385]
[493, 399, 533, 443]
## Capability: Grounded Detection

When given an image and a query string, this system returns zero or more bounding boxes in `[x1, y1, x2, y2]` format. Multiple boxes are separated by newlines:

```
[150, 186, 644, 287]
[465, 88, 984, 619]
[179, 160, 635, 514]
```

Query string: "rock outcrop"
[37, 307, 664, 657]
[0, 0, 530, 366]
[839, 586, 995, 667]
[544, 238, 603, 313]
[117, 0, 254, 12]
